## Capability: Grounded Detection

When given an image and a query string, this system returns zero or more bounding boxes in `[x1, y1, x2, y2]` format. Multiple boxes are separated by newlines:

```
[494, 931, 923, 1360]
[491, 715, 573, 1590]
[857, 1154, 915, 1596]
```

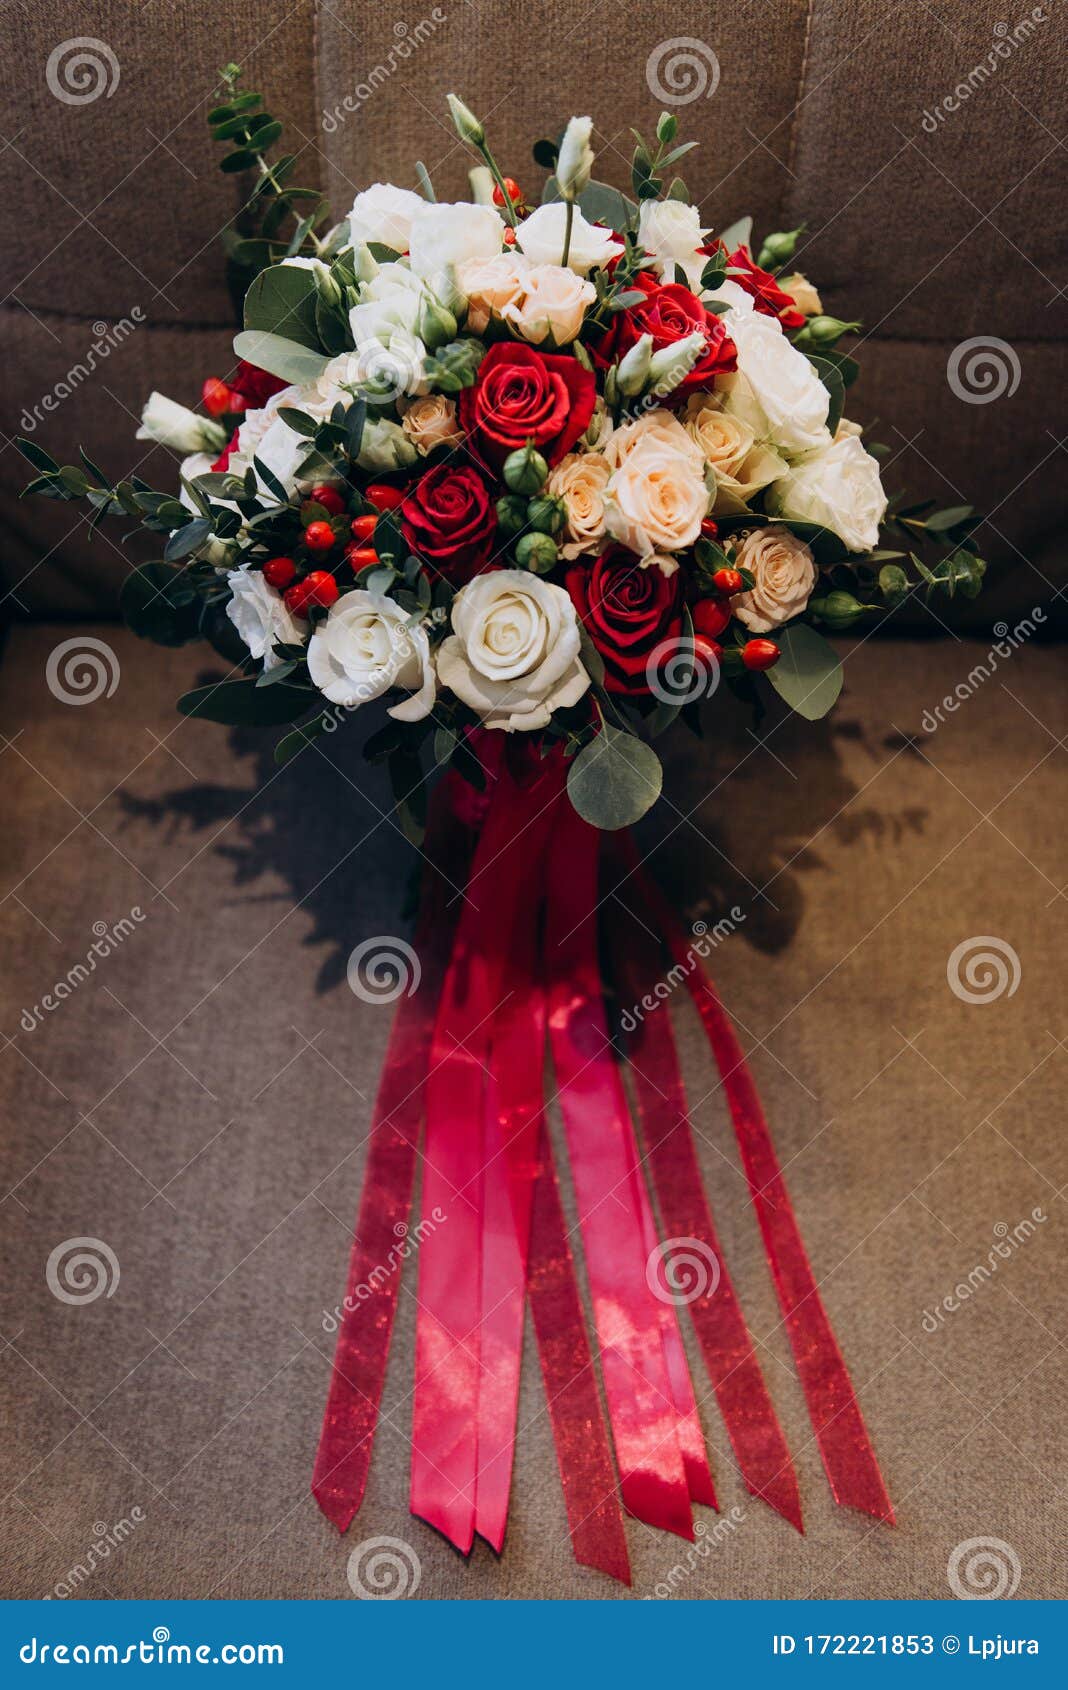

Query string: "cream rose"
[347, 183, 426, 253]
[547, 452, 611, 557]
[407, 200, 504, 284]
[400, 394, 464, 454]
[766, 436, 888, 553]
[724, 305, 831, 456]
[306, 592, 435, 721]
[679, 392, 789, 514]
[778, 272, 822, 316]
[437, 570, 590, 732]
[516, 202, 623, 275]
[729, 528, 817, 632]
[638, 199, 711, 291]
[501, 263, 596, 345]
[226, 568, 306, 669]
[600, 410, 708, 556]
[456, 252, 529, 332]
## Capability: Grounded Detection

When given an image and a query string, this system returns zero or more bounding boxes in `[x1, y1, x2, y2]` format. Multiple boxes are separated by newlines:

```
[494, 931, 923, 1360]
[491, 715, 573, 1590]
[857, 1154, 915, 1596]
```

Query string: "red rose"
[458, 342, 596, 473]
[721, 245, 805, 330]
[595, 270, 736, 399]
[401, 464, 498, 584]
[565, 546, 681, 695]
[230, 360, 288, 410]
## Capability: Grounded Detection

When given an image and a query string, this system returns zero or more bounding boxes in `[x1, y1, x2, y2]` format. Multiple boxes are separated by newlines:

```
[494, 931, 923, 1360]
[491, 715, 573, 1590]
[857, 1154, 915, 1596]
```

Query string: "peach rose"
[679, 392, 788, 515]
[501, 263, 596, 346]
[400, 394, 464, 454]
[778, 272, 822, 316]
[730, 526, 817, 632]
[546, 452, 611, 558]
[456, 252, 529, 333]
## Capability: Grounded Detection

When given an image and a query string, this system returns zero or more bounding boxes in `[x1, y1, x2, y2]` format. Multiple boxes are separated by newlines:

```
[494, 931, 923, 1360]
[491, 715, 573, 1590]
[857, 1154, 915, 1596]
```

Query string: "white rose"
[501, 263, 596, 345]
[603, 433, 709, 557]
[766, 435, 888, 553]
[638, 199, 711, 291]
[516, 202, 623, 275]
[136, 392, 226, 455]
[400, 394, 464, 454]
[226, 568, 306, 669]
[547, 452, 611, 557]
[729, 528, 817, 633]
[437, 570, 590, 732]
[456, 252, 529, 332]
[306, 592, 435, 721]
[347, 183, 426, 254]
[679, 392, 789, 514]
[724, 306, 831, 455]
[407, 201, 504, 284]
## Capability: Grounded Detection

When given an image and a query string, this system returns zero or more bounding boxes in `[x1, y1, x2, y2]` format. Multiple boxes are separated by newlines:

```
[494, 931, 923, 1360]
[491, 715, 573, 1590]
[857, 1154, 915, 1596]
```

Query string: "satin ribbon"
[411, 758, 565, 1551]
[618, 835, 894, 1525]
[545, 799, 715, 1539]
[604, 845, 803, 1532]
[312, 787, 473, 1532]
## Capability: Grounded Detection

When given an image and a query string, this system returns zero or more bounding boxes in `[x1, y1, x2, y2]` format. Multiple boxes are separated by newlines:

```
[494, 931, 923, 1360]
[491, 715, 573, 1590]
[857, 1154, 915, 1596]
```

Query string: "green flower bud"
[417, 294, 458, 351]
[616, 332, 653, 397]
[809, 590, 879, 631]
[446, 93, 484, 147]
[797, 314, 861, 347]
[503, 443, 548, 495]
[527, 494, 567, 536]
[496, 493, 528, 535]
[756, 226, 803, 270]
[515, 531, 558, 572]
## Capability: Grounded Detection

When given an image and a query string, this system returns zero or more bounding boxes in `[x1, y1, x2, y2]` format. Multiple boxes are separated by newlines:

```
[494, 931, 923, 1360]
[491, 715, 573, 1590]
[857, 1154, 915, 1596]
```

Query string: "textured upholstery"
[1, 1, 1065, 618]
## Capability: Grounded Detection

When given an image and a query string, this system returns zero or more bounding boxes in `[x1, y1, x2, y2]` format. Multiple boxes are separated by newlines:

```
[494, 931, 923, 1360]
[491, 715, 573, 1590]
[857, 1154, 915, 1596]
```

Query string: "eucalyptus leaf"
[765, 623, 843, 721]
[178, 678, 315, 726]
[566, 724, 663, 830]
[233, 329, 331, 387]
[243, 265, 322, 350]
[715, 215, 753, 254]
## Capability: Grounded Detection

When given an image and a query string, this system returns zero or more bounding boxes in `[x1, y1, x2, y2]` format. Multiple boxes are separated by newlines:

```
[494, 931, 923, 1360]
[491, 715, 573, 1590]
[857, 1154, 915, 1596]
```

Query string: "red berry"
[201, 377, 233, 417]
[285, 571, 340, 617]
[364, 483, 406, 512]
[350, 513, 378, 540]
[692, 633, 723, 667]
[262, 555, 297, 590]
[307, 485, 346, 516]
[700, 517, 720, 541]
[741, 638, 780, 672]
[503, 226, 517, 247]
[304, 520, 336, 552]
[344, 544, 378, 571]
[712, 567, 745, 596]
[691, 596, 731, 639]
[492, 177, 522, 206]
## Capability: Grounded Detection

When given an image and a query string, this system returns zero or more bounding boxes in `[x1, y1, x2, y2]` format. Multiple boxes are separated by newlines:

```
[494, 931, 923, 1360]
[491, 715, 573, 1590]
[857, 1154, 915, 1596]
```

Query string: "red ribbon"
[618, 836, 894, 1525]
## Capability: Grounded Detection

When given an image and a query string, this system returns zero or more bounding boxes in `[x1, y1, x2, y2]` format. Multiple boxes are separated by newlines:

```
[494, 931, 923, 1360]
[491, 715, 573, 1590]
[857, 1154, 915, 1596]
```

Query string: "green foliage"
[765, 624, 843, 720]
[566, 722, 663, 829]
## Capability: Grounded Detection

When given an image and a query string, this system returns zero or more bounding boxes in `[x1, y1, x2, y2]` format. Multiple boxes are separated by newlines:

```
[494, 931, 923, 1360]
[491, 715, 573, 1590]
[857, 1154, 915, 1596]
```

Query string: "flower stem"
[561, 199, 575, 267]
[478, 144, 518, 227]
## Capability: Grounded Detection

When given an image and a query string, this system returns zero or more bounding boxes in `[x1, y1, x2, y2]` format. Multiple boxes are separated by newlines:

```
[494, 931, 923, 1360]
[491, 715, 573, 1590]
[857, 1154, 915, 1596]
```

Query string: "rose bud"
[808, 590, 879, 632]
[446, 93, 484, 146]
[526, 494, 567, 536]
[515, 531, 558, 573]
[496, 493, 528, 535]
[492, 176, 523, 207]
[755, 226, 803, 271]
[503, 443, 549, 495]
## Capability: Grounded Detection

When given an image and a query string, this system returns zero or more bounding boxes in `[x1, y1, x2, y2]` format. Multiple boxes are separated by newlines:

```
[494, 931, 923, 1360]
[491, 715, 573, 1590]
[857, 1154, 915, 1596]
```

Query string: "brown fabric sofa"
[1, 2, 1065, 1601]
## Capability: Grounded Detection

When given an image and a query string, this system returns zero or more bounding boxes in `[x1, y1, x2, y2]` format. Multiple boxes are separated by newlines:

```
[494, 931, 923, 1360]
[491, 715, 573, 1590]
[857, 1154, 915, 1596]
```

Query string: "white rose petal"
[438, 570, 590, 732]
[766, 435, 888, 553]
[407, 200, 504, 285]
[723, 306, 831, 456]
[226, 568, 306, 669]
[306, 591, 435, 720]
[638, 199, 711, 291]
[348, 183, 427, 254]
[516, 203, 623, 275]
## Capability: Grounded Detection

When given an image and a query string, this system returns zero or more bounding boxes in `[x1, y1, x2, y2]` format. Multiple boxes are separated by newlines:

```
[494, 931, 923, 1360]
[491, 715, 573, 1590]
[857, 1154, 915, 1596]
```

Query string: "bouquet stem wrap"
[314, 747, 892, 1579]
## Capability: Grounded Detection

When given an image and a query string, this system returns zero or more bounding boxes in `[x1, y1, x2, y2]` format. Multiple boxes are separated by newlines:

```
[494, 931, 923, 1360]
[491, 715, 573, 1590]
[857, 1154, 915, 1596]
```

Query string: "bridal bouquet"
[21, 75, 988, 1582]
